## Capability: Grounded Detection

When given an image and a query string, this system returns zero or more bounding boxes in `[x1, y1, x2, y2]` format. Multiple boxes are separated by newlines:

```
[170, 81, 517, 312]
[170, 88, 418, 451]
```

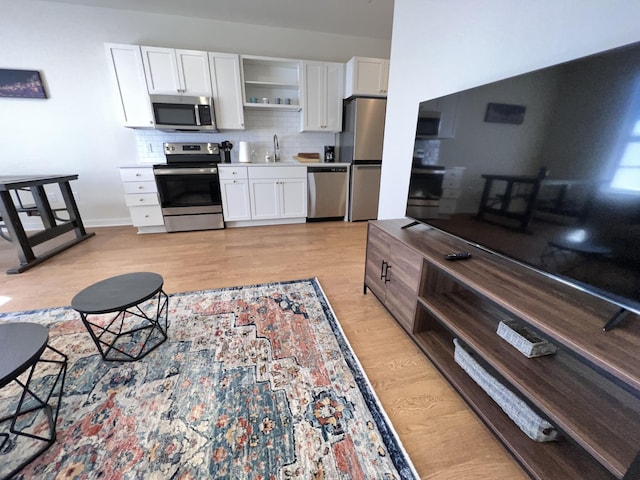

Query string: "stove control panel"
[164, 143, 220, 155]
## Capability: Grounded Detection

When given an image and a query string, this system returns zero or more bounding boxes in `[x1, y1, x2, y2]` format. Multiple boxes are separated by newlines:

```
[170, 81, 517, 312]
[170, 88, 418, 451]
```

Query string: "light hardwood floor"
[0, 221, 527, 479]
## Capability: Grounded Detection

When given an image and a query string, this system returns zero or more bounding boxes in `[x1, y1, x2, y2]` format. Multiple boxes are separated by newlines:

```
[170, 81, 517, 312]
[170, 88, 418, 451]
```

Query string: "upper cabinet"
[344, 56, 389, 98]
[300, 61, 344, 133]
[209, 52, 245, 130]
[241, 55, 302, 111]
[104, 43, 154, 128]
[141, 46, 212, 96]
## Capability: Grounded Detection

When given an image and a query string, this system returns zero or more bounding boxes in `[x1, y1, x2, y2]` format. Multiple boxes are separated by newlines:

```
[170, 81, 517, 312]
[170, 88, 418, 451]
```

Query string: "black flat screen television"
[406, 41, 640, 328]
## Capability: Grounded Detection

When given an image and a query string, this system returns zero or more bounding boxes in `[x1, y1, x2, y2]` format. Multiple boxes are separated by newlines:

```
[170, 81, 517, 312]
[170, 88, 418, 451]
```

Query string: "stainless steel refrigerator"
[340, 97, 386, 221]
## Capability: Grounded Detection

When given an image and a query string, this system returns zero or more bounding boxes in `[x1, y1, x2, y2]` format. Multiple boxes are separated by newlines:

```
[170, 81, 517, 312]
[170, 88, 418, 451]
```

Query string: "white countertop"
[220, 161, 350, 167]
[121, 161, 350, 168]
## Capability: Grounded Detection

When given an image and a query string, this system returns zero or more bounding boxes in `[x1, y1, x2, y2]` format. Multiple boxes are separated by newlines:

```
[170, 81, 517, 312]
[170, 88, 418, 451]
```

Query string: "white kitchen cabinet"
[241, 55, 302, 110]
[279, 178, 307, 217]
[219, 166, 251, 221]
[119, 167, 166, 233]
[141, 46, 212, 96]
[344, 56, 389, 98]
[248, 166, 307, 220]
[104, 43, 154, 128]
[209, 52, 245, 130]
[301, 61, 344, 132]
[439, 167, 465, 215]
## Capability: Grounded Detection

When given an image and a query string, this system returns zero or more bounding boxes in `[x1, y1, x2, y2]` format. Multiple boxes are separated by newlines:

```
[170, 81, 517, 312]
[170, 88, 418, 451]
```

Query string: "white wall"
[0, 0, 390, 227]
[379, 0, 640, 219]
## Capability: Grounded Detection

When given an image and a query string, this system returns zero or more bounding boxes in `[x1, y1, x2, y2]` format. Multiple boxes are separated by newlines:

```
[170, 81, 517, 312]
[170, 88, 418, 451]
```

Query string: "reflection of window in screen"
[611, 104, 640, 192]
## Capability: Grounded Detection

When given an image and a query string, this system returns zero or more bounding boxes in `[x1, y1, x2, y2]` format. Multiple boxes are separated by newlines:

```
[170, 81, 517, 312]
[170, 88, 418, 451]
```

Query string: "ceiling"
[41, 0, 395, 40]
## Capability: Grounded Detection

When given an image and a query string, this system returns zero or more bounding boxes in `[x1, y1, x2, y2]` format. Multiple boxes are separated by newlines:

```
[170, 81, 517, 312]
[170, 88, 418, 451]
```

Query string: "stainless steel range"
[153, 142, 224, 232]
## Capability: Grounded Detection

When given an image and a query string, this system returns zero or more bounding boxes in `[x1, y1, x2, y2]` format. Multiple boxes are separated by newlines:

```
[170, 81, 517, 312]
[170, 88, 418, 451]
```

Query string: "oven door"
[406, 167, 445, 219]
[153, 166, 224, 231]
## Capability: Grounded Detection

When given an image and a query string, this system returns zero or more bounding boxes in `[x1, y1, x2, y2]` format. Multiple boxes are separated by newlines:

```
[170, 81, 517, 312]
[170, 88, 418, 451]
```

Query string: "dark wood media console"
[364, 219, 640, 480]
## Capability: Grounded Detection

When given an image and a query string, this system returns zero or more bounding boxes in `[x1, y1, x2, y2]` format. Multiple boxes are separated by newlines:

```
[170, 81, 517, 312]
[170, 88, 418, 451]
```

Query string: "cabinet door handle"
[380, 260, 391, 282]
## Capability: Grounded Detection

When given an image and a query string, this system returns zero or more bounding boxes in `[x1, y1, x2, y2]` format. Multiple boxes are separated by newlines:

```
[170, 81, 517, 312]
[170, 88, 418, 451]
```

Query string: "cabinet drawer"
[123, 181, 158, 194]
[219, 166, 248, 180]
[442, 178, 462, 189]
[120, 167, 155, 182]
[125, 193, 159, 207]
[129, 205, 164, 226]
[248, 166, 306, 180]
[441, 188, 461, 199]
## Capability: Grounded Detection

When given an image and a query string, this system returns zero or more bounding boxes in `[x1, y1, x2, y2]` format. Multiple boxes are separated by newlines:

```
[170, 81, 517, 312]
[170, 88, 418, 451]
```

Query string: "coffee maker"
[220, 141, 233, 163]
[324, 145, 335, 163]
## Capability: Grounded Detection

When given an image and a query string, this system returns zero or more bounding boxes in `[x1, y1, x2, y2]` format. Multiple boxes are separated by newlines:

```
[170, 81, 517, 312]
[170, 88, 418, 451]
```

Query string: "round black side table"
[0, 323, 68, 479]
[71, 272, 169, 362]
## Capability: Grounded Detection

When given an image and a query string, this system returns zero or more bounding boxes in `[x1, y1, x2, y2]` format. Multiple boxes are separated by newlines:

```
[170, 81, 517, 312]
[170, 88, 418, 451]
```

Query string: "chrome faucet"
[273, 134, 280, 162]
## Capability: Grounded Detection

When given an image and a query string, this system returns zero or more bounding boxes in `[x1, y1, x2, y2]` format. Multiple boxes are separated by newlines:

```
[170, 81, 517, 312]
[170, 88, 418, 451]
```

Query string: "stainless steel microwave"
[149, 94, 218, 132]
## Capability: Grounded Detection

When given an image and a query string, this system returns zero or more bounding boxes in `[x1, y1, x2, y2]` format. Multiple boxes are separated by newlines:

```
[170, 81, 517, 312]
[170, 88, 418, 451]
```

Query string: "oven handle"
[154, 168, 218, 175]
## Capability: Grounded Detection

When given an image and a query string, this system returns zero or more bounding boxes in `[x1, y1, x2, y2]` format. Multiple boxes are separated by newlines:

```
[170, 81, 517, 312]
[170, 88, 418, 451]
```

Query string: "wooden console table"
[0, 175, 95, 274]
[364, 219, 640, 480]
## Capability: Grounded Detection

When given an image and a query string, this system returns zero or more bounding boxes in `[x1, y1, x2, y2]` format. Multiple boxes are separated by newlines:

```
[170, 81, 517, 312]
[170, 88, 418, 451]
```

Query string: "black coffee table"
[0, 322, 67, 479]
[71, 272, 169, 361]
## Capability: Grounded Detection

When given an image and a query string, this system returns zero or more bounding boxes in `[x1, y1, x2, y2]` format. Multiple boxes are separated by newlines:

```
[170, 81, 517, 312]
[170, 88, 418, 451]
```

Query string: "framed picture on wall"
[0, 69, 47, 98]
[484, 102, 526, 124]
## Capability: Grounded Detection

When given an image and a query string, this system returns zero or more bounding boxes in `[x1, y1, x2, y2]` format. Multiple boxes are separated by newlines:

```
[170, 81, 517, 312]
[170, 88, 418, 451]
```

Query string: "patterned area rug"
[0, 278, 418, 479]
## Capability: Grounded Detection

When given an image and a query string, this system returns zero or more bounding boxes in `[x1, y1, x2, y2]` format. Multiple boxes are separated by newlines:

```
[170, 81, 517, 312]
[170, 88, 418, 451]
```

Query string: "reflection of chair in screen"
[477, 167, 548, 231]
[540, 231, 612, 274]
[534, 180, 596, 226]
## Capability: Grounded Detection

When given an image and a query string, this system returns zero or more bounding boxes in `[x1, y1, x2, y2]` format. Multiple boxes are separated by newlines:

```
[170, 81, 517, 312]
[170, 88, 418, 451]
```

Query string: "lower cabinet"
[365, 219, 640, 480]
[364, 223, 422, 330]
[219, 166, 251, 221]
[119, 167, 166, 233]
[219, 165, 307, 226]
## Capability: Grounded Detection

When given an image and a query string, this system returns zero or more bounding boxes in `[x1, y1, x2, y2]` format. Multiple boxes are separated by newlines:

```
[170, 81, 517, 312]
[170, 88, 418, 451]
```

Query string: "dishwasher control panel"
[307, 166, 348, 173]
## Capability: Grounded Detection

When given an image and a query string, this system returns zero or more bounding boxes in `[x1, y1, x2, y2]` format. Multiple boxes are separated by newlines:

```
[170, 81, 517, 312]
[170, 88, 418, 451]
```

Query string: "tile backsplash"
[135, 110, 336, 164]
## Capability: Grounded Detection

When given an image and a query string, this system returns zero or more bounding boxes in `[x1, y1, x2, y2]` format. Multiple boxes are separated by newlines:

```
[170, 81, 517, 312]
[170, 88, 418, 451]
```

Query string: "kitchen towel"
[239, 141, 251, 163]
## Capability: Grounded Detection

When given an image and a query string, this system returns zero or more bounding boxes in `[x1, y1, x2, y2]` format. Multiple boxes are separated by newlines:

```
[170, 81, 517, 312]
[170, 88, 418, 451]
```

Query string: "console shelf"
[364, 219, 640, 480]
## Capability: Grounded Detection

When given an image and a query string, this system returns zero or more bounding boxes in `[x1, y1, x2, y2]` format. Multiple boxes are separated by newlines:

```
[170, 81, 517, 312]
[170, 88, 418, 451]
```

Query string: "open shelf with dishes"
[364, 219, 640, 480]
[241, 55, 302, 110]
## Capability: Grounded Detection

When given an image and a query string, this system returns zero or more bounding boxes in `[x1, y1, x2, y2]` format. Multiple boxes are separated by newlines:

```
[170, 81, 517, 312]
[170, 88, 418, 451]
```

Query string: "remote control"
[444, 252, 472, 261]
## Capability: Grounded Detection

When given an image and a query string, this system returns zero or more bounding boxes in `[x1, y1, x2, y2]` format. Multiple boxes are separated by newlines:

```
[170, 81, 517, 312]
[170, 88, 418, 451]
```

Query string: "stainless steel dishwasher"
[307, 166, 349, 220]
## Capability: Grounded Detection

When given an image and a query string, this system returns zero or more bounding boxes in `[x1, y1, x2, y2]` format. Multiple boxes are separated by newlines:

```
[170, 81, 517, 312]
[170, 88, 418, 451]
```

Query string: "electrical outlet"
[47, 192, 58, 203]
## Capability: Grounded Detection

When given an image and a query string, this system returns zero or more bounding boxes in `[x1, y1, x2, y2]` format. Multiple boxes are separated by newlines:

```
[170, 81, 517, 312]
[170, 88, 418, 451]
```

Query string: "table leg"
[0, 190, 36, 265]
[31, 185, 57, 229]
[58, 180, 88, 238]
